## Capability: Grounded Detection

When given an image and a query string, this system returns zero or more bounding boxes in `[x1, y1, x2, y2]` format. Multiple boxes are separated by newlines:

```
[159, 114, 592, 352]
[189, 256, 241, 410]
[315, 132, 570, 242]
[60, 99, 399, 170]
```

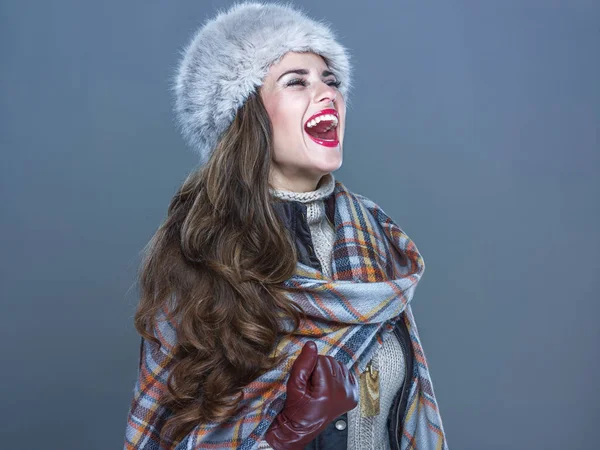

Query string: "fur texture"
[172, 1, 352, 165]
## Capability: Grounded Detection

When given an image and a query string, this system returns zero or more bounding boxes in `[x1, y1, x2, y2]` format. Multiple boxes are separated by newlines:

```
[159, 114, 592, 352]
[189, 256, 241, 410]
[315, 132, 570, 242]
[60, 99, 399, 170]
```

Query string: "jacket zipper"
[393, 324, 408, 450]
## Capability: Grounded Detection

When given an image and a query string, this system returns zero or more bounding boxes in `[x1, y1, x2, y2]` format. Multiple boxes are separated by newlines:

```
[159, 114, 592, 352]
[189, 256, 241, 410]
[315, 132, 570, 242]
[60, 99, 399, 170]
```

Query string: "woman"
[124, 3, 448, 449]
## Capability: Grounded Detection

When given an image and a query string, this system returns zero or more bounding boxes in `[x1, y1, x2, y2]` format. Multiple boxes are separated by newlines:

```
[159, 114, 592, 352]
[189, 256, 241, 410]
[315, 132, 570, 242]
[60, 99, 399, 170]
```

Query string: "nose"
[315, 80, 337, 105]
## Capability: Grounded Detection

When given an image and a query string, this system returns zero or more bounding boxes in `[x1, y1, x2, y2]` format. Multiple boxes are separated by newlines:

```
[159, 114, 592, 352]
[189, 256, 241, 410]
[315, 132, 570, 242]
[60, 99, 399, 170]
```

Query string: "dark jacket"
[271, 193, 414, 450]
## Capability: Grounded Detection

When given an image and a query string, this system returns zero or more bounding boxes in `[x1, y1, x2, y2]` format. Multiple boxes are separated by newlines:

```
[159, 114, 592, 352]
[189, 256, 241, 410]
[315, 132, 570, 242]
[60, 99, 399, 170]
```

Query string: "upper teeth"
[306, 114, 338, 129]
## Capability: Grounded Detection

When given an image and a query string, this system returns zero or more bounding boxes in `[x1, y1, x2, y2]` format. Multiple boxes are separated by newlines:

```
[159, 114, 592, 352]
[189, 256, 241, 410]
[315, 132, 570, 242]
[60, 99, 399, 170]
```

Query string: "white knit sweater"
[259, 174, 406, 450]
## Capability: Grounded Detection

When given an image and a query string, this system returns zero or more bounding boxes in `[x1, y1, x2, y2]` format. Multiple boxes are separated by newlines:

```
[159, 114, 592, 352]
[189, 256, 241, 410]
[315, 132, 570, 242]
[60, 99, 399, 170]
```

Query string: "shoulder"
[334, 179, 385, 214]
[346, 189, 394, 222]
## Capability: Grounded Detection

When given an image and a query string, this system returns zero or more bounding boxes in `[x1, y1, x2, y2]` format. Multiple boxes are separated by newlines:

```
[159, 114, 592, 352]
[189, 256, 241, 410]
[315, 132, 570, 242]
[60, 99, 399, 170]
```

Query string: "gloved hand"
[264, 341, 359, 450]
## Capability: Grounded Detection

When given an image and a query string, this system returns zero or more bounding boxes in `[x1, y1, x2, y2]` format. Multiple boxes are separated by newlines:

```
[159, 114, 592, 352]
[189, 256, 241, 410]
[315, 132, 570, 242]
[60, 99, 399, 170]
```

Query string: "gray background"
[1, 0, 598, 449]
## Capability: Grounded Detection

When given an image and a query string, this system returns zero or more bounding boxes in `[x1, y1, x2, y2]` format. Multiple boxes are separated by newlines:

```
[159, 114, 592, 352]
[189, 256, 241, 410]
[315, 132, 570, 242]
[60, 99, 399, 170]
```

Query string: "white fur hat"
[172, 1, 352, 165]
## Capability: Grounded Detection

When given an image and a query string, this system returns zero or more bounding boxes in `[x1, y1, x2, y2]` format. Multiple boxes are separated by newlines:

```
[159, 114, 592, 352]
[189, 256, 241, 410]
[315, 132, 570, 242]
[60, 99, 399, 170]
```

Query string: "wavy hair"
[133, 91, 304, 443]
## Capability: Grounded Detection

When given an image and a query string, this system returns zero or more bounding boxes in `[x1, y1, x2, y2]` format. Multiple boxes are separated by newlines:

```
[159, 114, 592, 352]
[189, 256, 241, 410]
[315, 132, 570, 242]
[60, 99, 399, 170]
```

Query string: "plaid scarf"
[125, 180, 448, 450]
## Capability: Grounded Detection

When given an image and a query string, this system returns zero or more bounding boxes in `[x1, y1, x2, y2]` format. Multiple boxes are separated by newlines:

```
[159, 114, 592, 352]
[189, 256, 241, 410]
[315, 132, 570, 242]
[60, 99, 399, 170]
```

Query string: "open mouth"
[304, 109, 339, 148]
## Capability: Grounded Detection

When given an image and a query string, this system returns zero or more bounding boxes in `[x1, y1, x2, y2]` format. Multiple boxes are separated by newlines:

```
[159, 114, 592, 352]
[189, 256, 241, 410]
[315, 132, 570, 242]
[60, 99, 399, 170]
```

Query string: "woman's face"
[260, 51, 346, 192]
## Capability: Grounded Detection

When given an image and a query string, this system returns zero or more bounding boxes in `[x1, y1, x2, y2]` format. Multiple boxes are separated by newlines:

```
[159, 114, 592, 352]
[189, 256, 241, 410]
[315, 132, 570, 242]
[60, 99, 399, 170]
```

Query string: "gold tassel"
[359, 359, 380, 417]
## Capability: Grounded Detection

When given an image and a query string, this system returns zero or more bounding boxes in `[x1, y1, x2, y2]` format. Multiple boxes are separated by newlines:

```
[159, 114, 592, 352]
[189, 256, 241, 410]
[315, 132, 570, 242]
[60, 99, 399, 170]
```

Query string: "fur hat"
[172, 1, 352, 165]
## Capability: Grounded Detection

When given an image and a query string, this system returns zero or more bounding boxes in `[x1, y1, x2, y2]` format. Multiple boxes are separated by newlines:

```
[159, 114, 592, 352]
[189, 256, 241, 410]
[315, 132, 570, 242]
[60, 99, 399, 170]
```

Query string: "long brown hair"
[134, 91, 304, 443]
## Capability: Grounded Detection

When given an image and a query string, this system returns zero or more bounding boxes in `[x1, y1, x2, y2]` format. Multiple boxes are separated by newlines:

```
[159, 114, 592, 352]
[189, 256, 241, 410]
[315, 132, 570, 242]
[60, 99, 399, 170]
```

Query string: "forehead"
[268, 51, 329, 76]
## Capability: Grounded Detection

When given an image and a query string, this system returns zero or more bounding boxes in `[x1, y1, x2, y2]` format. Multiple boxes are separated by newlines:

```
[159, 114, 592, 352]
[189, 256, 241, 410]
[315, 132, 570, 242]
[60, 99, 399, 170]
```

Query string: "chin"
[310, 155, 342, 171]
[321, 152, 343, 171]
[313, 164, 342, 177]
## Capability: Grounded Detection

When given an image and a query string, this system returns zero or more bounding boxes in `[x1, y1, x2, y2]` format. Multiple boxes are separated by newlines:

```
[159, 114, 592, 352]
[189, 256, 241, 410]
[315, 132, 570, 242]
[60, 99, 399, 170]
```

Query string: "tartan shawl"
[124, 180, 448, 450]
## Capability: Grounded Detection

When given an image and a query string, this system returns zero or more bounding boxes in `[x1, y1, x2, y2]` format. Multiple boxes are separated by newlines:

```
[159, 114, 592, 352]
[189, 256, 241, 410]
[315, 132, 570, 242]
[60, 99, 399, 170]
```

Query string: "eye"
[285, 78, 342, 88]
[286, 78, 307, 87]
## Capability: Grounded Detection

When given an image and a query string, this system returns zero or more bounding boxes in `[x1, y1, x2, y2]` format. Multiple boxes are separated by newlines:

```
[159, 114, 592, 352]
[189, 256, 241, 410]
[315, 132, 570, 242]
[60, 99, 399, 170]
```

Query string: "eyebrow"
[277, 68, 336, 81]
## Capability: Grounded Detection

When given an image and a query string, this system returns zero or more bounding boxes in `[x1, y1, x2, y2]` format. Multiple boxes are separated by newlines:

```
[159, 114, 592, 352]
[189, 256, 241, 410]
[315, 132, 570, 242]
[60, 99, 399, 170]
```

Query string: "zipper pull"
[359, 359, 381, 417]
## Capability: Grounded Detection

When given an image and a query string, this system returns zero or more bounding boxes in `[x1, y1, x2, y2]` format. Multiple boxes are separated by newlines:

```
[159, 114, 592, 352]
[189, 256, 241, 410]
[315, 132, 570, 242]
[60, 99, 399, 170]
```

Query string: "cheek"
[270, 105, 301, 141]
[268, 108, 292, 160]
[269, 107, 286, 131]
[261, 92, 285, 129]
[261, 91, 306, 149]
[338, 101, 347, 126]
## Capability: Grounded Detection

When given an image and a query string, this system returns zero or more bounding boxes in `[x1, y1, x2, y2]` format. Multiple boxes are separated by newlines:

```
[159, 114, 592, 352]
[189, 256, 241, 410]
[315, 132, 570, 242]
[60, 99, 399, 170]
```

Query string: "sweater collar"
[269, 173, 335, 204]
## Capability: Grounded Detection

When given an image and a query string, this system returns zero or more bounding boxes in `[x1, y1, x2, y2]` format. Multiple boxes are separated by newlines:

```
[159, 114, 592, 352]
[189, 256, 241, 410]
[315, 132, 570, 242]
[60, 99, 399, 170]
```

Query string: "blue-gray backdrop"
[1, 1, 598, 449]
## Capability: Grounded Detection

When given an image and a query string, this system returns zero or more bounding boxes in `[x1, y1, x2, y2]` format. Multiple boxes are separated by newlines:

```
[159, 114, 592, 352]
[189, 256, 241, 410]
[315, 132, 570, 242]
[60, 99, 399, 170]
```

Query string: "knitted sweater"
[258, 174, 406, 450]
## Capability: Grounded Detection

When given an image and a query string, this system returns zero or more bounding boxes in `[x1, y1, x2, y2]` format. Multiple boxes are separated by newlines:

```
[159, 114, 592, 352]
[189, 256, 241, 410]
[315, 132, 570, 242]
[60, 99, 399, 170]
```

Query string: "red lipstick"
[304, 108, 340, 148]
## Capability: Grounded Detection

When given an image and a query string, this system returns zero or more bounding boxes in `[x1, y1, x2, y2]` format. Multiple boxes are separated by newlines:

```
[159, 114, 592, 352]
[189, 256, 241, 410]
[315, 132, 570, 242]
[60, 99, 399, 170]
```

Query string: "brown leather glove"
[264, 341, 359, 450]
